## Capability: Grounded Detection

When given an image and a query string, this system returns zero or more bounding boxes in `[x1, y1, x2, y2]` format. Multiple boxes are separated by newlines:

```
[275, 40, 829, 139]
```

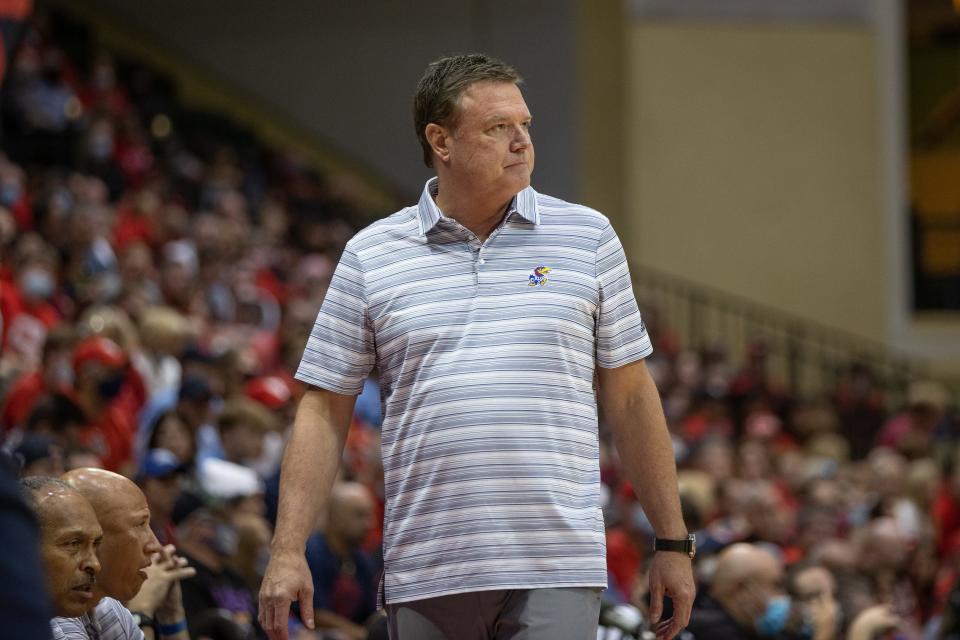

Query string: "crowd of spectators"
[2, 7, 960, 640]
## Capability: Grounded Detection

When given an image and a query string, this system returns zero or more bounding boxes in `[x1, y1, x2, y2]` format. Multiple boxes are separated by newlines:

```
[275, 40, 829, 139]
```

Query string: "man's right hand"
[258, 550, 315, 640]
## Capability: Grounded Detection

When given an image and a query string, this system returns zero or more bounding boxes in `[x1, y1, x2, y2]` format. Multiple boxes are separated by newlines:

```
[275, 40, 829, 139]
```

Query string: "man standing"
[259, 53, 694, 640]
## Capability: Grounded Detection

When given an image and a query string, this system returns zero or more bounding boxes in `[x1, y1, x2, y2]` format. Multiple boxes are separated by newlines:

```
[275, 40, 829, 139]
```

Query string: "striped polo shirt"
[296, 178, 652, 604]
[50, 597, 144, 639]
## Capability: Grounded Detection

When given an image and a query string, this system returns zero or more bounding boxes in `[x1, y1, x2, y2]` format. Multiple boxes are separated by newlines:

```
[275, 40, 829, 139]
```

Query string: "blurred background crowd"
[2, 3, 960, 640]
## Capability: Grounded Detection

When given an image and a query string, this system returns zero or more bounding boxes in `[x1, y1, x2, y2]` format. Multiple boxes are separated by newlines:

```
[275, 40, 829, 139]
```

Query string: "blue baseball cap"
[138, 448, 185, 479]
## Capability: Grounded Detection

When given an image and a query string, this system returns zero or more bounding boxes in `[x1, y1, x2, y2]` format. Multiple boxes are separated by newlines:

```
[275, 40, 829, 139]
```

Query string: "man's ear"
[425, 123, 450, 165]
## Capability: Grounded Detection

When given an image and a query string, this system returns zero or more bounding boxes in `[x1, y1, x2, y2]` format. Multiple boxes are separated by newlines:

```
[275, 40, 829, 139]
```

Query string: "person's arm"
[597, 358, 695, 640]
[258, 388, 357, 640]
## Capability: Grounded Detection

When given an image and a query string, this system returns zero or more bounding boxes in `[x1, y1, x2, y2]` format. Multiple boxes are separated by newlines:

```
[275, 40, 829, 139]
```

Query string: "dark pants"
[386, 587, 602, 640]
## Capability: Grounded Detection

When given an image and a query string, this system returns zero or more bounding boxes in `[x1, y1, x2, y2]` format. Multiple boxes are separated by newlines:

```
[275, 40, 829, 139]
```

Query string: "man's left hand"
[647, 551, 695, 640]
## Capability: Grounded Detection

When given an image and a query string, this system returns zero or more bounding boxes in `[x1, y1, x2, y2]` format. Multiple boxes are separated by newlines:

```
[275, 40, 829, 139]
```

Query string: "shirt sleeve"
[595, 221, 653, 368]
[295, 244, 376, 395]
[48, 616, 90, 640]
[49, 619, 68, 640]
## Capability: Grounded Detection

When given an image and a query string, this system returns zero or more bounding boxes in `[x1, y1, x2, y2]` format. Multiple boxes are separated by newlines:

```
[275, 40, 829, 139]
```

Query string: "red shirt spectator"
[69, 336, 145, 473]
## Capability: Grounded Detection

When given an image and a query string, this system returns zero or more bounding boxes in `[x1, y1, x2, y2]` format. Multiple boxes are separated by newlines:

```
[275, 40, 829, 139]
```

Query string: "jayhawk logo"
[528, 265, 551, 286]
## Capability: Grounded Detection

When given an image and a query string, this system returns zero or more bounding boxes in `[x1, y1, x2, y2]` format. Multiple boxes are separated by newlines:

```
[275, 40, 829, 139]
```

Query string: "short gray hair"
[20, 476, 73, 513]
[413, 53, 522, 167]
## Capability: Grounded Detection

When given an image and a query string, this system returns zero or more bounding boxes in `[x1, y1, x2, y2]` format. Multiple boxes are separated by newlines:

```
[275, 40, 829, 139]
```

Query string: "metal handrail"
[630, 263, 928, 402]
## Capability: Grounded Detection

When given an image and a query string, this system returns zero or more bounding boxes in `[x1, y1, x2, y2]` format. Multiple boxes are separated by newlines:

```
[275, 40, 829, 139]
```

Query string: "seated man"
[685, 544, 812, 640]
[62, 468, 195, 640]
[19, 476, 105, 632]
[305, 481, 378, 640]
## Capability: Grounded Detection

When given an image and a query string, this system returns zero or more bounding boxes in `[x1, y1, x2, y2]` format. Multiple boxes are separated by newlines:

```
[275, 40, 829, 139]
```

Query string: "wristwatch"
[130, 611, 155, 629]
[653, 534, 696, 559]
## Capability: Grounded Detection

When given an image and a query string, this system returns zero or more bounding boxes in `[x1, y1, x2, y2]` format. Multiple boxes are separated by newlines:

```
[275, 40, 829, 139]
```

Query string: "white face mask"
[19, 268, 55, 300]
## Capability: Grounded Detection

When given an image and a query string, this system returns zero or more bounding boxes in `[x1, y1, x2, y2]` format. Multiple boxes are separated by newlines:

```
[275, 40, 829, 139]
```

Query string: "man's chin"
[61, 589, 98, 617]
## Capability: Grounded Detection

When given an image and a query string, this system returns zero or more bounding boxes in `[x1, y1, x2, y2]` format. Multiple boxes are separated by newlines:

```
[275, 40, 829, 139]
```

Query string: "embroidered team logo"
[527, 265, 551, 286]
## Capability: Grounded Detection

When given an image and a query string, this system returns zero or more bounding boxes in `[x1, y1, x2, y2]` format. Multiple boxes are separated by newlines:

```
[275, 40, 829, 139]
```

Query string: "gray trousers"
[386, 587, 602, 640]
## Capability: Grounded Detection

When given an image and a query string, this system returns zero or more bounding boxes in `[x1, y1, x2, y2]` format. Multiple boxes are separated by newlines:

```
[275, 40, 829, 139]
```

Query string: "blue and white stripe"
[50, 597, 145, 639]
[297, 178, 651, 604]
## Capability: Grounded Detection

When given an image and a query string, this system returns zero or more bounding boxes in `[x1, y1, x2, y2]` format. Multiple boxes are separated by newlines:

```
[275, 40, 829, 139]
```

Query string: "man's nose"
[511, 125, 531, 149]
[83, 548, 101, 574]
[144, 528, 162, 556]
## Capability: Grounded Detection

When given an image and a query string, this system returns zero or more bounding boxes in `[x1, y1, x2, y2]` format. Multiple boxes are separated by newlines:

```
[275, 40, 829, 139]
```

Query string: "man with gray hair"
[21, 476, 103, 621]
[260, 53, 694, 640]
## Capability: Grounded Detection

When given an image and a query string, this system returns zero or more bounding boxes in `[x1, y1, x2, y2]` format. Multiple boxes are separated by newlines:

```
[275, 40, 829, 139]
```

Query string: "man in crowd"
[305, 481, 378, 640]
[685, 544, 838, 640]
[259, 53, 694, 640]
[136, 448, 186, 546]
[686, 543, 788, 639]
[62, 467, 194, 639]
[70, 336, 140, 473]
[173, 492, 265, 639]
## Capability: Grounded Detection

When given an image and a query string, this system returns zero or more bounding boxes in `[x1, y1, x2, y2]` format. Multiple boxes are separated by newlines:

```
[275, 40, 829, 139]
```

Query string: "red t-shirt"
[606, 526, 643, 597]
[0, 370, 44, 432]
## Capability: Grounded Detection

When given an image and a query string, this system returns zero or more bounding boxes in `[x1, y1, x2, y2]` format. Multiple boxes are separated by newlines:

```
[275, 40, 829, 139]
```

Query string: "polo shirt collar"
[416, 177, 540, 236]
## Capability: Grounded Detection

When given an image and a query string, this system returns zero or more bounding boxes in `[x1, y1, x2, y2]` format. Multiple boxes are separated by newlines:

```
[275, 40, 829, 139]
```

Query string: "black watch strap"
[653, 533, 696, 558]
[130, 611, 155, 629]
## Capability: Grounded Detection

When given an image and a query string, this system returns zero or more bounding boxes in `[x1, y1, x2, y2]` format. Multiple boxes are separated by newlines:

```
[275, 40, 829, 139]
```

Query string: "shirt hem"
[384, 580, 608, 605]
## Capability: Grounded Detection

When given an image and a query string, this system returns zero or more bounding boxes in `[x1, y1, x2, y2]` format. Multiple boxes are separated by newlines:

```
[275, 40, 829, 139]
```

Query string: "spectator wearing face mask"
[685, 543, 825, 639]
[70, 336, 139, 473]
[1, 324, 76, 434]
[0, 246, 62, 362]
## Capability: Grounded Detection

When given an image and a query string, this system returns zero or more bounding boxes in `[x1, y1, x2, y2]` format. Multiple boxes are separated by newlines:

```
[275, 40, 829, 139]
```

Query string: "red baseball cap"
[244, 376, 292, 409]
[72, 336, 127, 372]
